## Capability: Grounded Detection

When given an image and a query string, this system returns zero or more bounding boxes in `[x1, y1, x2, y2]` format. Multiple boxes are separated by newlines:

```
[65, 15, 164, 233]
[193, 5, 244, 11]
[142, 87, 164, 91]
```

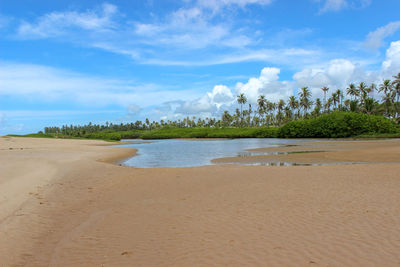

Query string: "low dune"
[1, 137, 400, 266]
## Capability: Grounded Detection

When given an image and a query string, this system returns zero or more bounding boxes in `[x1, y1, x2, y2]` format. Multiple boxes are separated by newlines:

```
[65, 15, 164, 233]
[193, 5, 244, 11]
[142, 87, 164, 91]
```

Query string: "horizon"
[1, 0, 400, 135]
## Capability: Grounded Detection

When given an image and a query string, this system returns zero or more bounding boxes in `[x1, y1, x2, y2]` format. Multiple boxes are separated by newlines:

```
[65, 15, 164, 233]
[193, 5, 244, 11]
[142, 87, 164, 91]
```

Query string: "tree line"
[43, 73, 400, 136]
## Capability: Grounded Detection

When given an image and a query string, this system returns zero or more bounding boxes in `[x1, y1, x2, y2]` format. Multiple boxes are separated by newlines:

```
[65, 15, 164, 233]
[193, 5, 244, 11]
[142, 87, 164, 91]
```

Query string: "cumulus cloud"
[382, 41, 400, 76]
[293, 59, 369, 97]
[235, 67, 294, 103]
[206, 85, 235, 107]
[170, 67, 294, 117]
[174, 85, 234, 116]
[294, 59, 355, 88]
[365, 21, 400, 50]
[171, 40, 400, 117]
[293, 40, 400, 97]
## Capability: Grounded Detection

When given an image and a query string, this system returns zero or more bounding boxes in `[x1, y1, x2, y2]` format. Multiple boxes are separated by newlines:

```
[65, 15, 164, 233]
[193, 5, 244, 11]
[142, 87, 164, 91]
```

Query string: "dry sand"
[1, 137, 400, 266]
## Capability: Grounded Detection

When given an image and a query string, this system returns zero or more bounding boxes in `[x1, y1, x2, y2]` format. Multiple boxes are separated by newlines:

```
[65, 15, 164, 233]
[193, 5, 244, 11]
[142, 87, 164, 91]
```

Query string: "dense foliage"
[279, 112, 398, 138]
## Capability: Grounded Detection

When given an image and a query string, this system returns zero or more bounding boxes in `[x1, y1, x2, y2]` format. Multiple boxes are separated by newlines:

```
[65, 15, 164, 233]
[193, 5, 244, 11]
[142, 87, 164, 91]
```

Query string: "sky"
[1, 0, 400, 134]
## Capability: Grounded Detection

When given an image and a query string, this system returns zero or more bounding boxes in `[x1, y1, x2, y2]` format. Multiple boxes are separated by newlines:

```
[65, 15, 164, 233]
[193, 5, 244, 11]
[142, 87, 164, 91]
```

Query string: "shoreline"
[1, 137, 400, 266]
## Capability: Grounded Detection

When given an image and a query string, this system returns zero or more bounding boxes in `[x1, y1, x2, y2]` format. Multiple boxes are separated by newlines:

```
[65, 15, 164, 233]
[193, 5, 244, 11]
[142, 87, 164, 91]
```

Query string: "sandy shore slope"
[1, 137, 400, 266]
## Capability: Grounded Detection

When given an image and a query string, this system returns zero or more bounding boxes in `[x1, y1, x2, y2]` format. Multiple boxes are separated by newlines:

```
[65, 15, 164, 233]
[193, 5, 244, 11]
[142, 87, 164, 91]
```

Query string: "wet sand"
[1, 137, 400, 266]
[213, 139, 400, 165]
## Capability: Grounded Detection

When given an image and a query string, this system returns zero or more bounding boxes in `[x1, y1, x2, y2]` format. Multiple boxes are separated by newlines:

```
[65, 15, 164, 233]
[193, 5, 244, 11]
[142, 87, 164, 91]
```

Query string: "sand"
[1, 137, 400, 266]
[213, 139, 400, 165]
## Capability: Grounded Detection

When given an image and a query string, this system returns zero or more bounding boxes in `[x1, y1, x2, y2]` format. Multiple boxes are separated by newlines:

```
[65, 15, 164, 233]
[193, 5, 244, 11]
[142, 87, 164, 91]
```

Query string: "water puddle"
[116, 138, 358, 168]
[237, 150, 327, 157]
[217, 161, 367, 167]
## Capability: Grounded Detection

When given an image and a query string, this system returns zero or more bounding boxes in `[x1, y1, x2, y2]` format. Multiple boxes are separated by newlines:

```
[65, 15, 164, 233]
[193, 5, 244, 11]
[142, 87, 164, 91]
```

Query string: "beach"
[1, 137, 400, 266]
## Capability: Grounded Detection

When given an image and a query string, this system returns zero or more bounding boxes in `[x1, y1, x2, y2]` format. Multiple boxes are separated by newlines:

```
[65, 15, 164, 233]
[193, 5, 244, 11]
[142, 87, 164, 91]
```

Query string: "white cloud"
[235, 67, 294, 103]
[381, 41, 400, 76]
[17, 3, 118, 38]
[293, 40, 400, 98]
[161, 44, 400, 117]
[294, 59, 364, 97]
[365, 21, 400, 50]
[319, 0, 348, 13]
[170, 67, 295, 117]
[127, 104, 142, 115]
[196, 0, 272, 12]
[173, 85, 234, 116]
[130, 0, 272, 52]
[317, 0, 371, 14]
[0, 61, 198, 108]
[207, 85, 235, 107]
[141, 48, 320, 66]
[13, 2, 284, 66]
[132, 4, 253, 51]
[170, 67, 295, 118]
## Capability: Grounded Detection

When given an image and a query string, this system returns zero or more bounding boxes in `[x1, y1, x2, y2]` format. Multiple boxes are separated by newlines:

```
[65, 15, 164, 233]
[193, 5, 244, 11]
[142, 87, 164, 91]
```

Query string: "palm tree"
[237, 93, 247, 126]
[284, 106, 292, 122]
[358, 82, 368, 102]
[247, 103, 253, 126]
[379, 80, 394, 117]
[331, 92, 338, 110]
[392, 72, 400, 88]
[321, 86, 329, 111]
[363, 98, 376, 114]
[369, 83, 377, 99]
[288, 95, 298, 120]
[336, 89, 344, 110]
[266, 101, 276, 125]
[325, 98, 332, 113]
[313, 98, 322, 116]
[277, 99, 285, 125]
[382, 92, 394, 117]
[257, 95, 266, 124]
[392, 73, 400, 118]
[393, 82, 400, 119]
[299, 87, 312, 117]
[379, 80, 392, 95]
[221, 111, 232, 127]
[346, 83, 358, 101]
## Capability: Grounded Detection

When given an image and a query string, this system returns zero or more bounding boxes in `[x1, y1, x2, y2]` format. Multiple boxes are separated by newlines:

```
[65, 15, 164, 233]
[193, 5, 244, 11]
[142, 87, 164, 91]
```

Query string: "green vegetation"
[140, 127, 279, 139]
[279, 112, 399, 138]
[12, 72, 400, 141]
[10, 127, 279, 140]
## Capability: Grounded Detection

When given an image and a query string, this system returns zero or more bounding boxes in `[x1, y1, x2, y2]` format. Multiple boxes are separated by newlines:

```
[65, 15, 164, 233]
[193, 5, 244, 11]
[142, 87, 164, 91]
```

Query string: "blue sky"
[1, 0, 400, 134]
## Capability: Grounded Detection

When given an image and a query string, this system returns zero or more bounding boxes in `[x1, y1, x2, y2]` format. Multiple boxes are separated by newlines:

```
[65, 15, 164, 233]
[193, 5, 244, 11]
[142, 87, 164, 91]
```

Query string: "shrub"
[279, 112, 398, 138]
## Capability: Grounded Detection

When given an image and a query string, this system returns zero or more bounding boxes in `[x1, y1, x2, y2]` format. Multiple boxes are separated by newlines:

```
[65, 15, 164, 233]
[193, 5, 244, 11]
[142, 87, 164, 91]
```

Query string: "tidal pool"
[117, 138, 305, 168]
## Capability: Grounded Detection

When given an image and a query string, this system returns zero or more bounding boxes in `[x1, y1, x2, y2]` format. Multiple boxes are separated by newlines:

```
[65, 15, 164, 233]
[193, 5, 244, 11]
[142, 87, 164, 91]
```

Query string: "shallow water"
[117, 138, 304, 168]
